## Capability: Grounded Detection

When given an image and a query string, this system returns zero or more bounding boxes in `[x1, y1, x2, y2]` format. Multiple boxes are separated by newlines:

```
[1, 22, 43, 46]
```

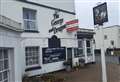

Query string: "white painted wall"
[0, 0, 77, 82]
[0, 0, 76, 37]
[0, 0, 95, 82]
[0, 2, 98, 82]
[0, 27, 22, 82]
[94, 25, 120, 50]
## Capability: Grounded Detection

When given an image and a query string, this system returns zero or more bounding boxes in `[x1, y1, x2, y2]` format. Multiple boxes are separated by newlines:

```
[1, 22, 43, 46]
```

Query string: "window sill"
[87, 54, 93, 56]
[24, 30, 39, 33]
[25, 66, 41, 72]
[75, 55, 85, 58]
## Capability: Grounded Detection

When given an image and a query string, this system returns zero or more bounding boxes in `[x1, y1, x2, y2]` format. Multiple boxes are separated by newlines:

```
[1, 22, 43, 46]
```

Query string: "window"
[78, 40, 84, 56]
[23, 8, 37, 31]
[119, 29, 120, 33]
[74, 40, 84, 57]
[74, 48, 78, 57]
[104, 35, 107, 40]
[78, 40, 83, 48]
[74, 48, 84, 57]
[86, 40, 92, 56]
[0, 49, 9, 82]
[111, 40, 114, 46]
[25, 47, 39, 67]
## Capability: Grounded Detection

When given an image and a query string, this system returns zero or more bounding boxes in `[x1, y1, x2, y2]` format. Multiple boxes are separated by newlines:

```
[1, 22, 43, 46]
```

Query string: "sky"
[75, 0, 120, 29]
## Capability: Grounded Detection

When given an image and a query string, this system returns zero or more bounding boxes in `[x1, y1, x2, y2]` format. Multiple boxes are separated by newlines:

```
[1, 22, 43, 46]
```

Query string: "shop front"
[76, 29, 95, 64]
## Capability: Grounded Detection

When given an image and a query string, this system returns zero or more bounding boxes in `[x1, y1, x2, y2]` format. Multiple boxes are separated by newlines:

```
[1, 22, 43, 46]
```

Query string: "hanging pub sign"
[93, 2, 108, 25]
[66, 19, 79, 32]
[49, 10, 66, 34]
[42, 47, 66, 64]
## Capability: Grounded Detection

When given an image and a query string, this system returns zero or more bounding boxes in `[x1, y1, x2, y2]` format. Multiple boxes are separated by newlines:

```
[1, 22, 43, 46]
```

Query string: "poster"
[42, 47, 66, 64]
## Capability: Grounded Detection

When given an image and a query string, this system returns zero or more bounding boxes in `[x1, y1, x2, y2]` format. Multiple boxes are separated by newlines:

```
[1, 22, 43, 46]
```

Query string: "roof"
[16, 0, 75, 15]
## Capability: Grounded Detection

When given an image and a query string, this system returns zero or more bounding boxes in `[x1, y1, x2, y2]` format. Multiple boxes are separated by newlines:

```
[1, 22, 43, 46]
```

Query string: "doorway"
[67, 48, 73, 67]
[0, 48, 9, 82]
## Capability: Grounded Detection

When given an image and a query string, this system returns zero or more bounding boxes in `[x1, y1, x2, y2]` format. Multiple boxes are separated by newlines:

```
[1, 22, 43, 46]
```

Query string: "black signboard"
[93, 2, 108, 25]
[48, 35, 61, 48]
[42, 47, 66, 64]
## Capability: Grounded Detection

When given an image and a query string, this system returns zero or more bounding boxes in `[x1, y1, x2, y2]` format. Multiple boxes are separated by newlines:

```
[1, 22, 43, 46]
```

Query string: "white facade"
[0, 0, 95, 82]
[0, 15, 23, 82]
[94, 25, 120, 50]
[0, 0, 77, 82]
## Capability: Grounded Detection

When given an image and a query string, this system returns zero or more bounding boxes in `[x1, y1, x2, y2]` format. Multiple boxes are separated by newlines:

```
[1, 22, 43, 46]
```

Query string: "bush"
[41, 74, 64, 82]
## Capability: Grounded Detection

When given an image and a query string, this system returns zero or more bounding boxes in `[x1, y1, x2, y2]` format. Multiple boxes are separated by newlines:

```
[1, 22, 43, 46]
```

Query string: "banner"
[42, 47, 66, 64]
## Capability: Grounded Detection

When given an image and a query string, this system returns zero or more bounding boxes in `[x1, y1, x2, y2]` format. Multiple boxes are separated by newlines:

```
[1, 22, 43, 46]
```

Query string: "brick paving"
[54, 64, 120, 82]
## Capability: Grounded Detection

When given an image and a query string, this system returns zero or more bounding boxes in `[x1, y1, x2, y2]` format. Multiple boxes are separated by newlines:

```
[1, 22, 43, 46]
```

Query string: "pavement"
[54, 64, 120, 82]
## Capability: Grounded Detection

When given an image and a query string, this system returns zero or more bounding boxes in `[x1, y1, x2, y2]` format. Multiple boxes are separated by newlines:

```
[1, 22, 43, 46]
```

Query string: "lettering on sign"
[49, 10, 66, 34]
[42, 47, 66, 64]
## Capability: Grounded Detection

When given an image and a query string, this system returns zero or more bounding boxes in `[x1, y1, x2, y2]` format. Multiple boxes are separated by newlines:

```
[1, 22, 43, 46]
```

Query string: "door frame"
[66, 47, 74, 67]
[0, 48, 10, 82]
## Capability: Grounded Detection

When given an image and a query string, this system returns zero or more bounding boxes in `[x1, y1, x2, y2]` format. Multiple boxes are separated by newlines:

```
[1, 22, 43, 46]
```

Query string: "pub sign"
[93, 2, 108, 25]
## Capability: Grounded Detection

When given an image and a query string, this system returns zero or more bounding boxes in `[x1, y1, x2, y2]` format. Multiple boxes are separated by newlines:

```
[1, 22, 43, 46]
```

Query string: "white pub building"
[0, 0, 95, 82]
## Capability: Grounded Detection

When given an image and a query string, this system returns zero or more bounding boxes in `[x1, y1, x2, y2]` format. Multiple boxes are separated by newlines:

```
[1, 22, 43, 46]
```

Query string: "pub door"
[67, 48, 73, 67]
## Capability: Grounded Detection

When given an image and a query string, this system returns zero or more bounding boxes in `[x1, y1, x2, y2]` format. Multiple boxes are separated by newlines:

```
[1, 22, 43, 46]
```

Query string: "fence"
[95, 55, 120, 64]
